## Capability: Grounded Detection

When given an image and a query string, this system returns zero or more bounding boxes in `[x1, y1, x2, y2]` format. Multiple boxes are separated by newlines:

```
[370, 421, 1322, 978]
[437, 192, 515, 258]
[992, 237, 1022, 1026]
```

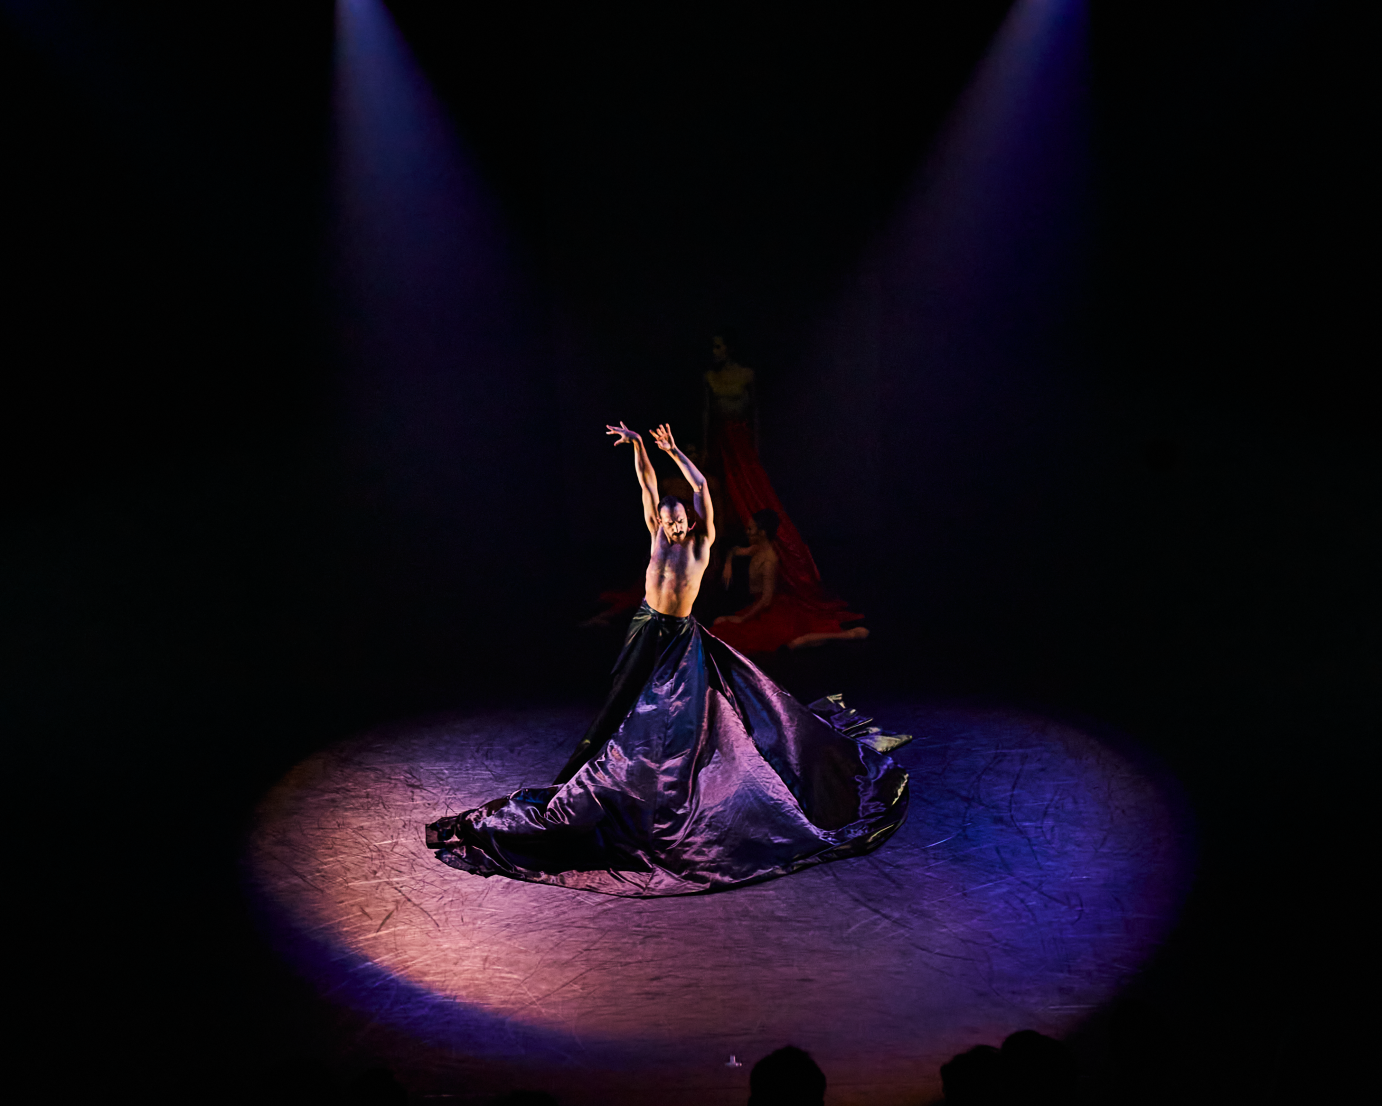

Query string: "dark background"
[3, 1, 1370, 1101]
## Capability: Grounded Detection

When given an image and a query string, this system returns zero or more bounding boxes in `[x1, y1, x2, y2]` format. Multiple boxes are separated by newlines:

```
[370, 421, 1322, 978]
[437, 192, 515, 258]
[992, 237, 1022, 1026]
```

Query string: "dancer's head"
[748, 1045, 826, 1105]
[711, 328, 743, 365]
[748, 508, 780, 545]
[658, 495, 694, 543]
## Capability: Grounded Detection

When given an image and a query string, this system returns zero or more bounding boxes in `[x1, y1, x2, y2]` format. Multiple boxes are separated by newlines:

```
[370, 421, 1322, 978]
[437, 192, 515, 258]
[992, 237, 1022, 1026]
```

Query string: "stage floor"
[246, 702, 1192, 1105]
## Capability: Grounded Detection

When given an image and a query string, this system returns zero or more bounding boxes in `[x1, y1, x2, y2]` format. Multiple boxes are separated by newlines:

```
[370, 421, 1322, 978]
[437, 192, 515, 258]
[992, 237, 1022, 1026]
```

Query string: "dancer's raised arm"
[650, 423, 715, 545]
[606, 421, 659, 535]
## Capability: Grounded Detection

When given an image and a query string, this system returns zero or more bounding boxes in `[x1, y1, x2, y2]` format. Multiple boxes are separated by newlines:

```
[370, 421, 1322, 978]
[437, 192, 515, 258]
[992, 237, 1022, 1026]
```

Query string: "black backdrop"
[3, 1, 1369, 1101]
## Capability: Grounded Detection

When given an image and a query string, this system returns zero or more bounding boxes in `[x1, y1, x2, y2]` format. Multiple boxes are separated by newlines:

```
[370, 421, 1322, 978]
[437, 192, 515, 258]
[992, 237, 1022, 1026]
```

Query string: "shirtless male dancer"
[549, 421, 715, 783]
[608, 420, 716, 616]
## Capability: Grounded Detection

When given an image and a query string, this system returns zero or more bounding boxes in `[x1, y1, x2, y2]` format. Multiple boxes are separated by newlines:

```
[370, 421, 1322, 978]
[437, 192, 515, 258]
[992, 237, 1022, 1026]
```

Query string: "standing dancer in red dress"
[703, 334, 867, 653]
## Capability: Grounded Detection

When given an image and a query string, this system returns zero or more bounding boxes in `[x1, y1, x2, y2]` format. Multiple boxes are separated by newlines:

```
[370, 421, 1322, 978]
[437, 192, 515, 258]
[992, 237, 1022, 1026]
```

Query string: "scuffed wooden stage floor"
[246, 703, 1191, 1105]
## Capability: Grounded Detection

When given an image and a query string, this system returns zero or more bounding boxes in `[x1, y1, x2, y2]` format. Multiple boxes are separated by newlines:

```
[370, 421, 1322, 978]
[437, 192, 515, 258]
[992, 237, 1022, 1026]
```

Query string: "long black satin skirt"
[426, 601, 912, 897]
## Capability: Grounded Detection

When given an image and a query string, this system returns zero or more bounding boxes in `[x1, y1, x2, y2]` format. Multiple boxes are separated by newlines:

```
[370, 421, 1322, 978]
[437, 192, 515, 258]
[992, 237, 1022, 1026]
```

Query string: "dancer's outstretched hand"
[650, 423, 678, 453]
[606, 421, 640, 446]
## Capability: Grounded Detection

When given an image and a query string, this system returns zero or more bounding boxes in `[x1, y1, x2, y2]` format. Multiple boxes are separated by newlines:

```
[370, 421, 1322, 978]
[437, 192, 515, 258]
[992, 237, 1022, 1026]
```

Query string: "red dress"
[710, 592, 863, 655]
[708, 417, 862, 653]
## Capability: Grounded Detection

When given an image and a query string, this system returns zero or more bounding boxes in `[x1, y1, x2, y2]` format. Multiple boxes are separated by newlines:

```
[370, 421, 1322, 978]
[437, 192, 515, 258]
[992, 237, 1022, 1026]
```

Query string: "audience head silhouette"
[940, 1031, 1078, 1104]
[1000, 1030, 1077, 1104]
[941, 1044, 1006, 1105]
[749, 1045, 826, 1106]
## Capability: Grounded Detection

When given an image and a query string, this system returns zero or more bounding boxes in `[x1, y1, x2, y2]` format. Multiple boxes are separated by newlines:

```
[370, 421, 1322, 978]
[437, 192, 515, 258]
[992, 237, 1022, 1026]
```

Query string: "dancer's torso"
[746, 544, 778, 598]
[645, 530, 710, 618]
[706, 363, 754, 420]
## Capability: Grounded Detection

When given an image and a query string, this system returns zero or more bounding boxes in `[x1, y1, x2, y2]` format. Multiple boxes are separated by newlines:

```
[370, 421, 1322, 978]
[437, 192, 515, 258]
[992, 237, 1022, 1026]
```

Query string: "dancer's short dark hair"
[752, 508, 780, 540]
[712, 326, 742, 356]
[749, 1045, 825, 1105]
[658, 494, 689, 514]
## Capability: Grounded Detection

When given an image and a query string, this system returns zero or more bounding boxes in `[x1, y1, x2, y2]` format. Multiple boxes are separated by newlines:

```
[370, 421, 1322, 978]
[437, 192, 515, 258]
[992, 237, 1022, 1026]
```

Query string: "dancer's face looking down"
[711, 336, 729, 364]
[659, 502, 692, 543]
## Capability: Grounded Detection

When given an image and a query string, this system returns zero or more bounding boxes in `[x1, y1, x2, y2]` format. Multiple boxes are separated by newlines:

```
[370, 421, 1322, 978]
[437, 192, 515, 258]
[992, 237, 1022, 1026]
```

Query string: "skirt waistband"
[636, 599, 690, 622]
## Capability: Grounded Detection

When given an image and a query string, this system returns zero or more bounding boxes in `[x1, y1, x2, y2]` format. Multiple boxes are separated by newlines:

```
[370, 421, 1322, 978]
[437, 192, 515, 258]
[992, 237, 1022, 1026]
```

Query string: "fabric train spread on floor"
[425, 601, 911, 897]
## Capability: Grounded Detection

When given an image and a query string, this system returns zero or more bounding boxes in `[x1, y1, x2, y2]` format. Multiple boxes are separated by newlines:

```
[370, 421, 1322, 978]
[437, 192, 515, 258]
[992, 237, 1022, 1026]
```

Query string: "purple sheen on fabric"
[428, 607, 911, 897]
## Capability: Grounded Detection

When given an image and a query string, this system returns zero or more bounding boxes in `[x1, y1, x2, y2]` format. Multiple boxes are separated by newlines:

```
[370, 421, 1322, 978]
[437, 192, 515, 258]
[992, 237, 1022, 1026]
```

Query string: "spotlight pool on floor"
[246, 702, 1192, 1105]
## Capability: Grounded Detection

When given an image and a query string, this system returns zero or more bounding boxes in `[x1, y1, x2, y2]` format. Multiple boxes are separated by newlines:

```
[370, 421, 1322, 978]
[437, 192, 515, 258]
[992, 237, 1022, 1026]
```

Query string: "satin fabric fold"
[427, 602, 911, 897]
